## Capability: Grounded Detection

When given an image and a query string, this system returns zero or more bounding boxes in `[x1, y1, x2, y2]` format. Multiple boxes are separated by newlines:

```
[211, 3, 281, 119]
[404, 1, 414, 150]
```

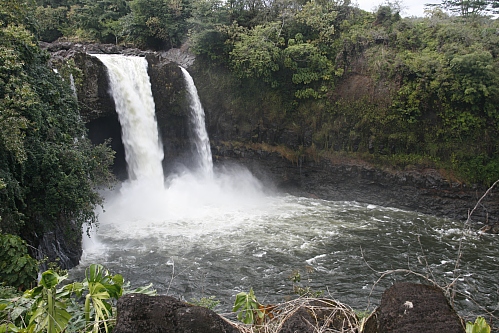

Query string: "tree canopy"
[428, 0, 499, 17]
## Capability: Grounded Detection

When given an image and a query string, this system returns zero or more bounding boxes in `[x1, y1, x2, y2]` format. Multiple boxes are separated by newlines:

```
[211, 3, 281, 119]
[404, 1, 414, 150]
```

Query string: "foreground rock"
[364, 283, 465, 333]
[114, 294, 240, 333]
[114, 283, 472, 333]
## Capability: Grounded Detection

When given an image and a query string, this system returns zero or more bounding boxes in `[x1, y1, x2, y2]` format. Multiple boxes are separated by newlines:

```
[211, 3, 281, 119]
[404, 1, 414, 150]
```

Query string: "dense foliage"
[0, 0, 114, 266]
[0, 264, 155, 333]
[187, 0, 499, 185]
[0, 234, 38, 289]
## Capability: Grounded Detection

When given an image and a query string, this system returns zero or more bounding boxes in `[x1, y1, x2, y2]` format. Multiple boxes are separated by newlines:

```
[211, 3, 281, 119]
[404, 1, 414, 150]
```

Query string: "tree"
[124, 0, 190, 49]
[283, 36, 334, 98]
[188, 0, 231, 59]
[0, 0, 37, 31]
[34, 6, 68, 42]
[229, 23, 283, 85]
[65, 0, 130, 43]
[430, 0, 498, 16]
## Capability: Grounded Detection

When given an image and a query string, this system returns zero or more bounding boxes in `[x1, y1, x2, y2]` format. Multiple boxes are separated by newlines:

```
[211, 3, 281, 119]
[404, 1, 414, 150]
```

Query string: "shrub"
[0, 233, 38, 290]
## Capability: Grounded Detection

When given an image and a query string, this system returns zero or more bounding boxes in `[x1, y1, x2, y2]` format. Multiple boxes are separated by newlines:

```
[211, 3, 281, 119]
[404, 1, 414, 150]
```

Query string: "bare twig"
[166, 258, 175, 295]
[225, 297, 359, 333]
[450, 179, 499, 306]
[417, 234, 437, 283]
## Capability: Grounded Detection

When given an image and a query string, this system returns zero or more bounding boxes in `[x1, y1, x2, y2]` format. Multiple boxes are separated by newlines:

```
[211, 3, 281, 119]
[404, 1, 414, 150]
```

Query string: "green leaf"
[232, 288, 262, 325]
[466, 317, 491, 333]
[40, 271, 59, 289]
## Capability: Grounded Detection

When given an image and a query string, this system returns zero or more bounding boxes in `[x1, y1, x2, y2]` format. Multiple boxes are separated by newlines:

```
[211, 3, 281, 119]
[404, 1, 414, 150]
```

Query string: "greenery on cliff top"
[30, 0, 499, 185]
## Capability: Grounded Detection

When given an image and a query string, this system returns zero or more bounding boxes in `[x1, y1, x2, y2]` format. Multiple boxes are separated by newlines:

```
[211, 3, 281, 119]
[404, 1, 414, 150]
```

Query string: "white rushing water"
[84, 55, 270, 252]
[69, 73, 77, 97]
[79, 56, 499, 321]
[93, 54, 164, 186]
[180, 66, 214, 178]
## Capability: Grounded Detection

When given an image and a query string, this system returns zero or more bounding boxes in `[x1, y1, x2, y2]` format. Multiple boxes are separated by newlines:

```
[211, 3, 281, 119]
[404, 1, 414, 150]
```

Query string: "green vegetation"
[232, 288, 264, 325]
[189, 295, 220, 310]
[1, 0, 497, 331]
[1, 0, 114, 268]
[188, 2, 499, 186]
[0, 264, 155, 333]
[430, 0, 499, 17]
[466, 316, 491, 333]
[0, 233, 38, 289]
[24, 0, 499, 184]
[289, 268, 324, 298]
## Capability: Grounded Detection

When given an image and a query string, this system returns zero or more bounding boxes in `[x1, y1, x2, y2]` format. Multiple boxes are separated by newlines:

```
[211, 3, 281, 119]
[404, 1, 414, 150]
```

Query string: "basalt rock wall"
[186, 56, 498, 229]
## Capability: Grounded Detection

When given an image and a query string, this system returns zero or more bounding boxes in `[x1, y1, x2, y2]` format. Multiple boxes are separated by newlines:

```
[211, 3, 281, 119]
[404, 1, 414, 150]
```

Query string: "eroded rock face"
[364, 283, 465, 333]
[37, 219, 82, 269]
[71, 52, 116, 122]
[114, 294, 240, 333]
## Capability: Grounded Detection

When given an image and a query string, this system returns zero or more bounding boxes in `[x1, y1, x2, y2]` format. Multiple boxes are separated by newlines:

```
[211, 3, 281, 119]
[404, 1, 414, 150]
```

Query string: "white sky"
[354, 0, 442, 17]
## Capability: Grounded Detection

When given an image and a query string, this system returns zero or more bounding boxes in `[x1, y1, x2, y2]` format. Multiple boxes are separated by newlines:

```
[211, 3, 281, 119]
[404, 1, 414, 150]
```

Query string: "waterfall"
[69, 73, 77, 97]
[94, 54, 164, 186]
[180, 67, 213, 178]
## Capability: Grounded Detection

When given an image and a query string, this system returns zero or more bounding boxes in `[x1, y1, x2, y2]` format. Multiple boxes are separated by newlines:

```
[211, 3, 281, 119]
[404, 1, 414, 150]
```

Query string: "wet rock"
[363, 283, 465, 333]
[213, 144, 499, 228]
[161, 48, 195, 68]
[277, 299, 358, 333]
[43, 41, 191, 159]
[114, 294, 240, 333]
[36, 219, 82, 270]
[114, 294, 182, 333]
[176, 306, 240, 333]
[71, 52, 116, 122]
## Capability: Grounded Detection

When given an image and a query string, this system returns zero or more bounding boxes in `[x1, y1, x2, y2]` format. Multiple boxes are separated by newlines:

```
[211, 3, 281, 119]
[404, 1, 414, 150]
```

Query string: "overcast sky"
[354, 0, 442, 17]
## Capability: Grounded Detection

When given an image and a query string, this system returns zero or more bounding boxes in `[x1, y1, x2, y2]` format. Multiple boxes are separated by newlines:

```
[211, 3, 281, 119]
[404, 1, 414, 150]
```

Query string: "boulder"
[113, 293, 240, 333]
[364, 283, 465, 333]
[175, 306, 240, 333]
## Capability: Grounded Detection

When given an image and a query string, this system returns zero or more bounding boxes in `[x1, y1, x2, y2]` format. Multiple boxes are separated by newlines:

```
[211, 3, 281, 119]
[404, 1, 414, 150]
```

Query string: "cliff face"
[46, 42, 194, 179]
[45, 42, 499, 236]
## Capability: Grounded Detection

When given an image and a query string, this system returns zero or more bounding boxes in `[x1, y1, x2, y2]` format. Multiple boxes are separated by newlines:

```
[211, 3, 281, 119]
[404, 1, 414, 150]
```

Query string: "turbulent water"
[80, 192, 498, 318]
[78, 56, 499, 322]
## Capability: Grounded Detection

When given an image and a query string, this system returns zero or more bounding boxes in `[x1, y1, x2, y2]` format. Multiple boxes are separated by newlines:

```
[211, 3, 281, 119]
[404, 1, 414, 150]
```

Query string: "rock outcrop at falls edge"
[43, 42, 499, 238]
